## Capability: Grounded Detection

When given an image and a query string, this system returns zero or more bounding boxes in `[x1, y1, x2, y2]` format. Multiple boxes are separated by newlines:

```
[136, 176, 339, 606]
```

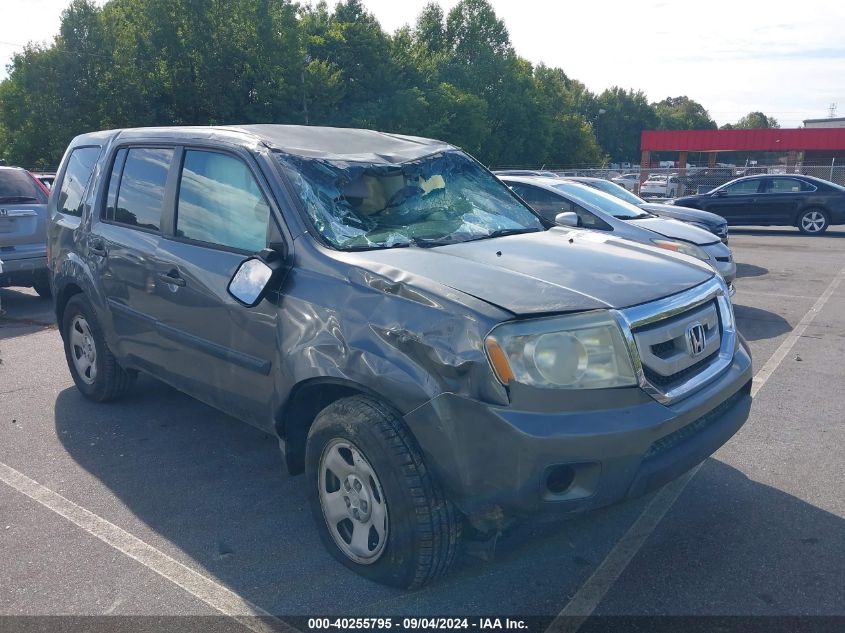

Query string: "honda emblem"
[686, 322, 707, 357]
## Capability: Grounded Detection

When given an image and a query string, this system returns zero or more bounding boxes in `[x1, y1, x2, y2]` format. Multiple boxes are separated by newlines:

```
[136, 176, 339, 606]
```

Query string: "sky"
[2, 0, 844, 128]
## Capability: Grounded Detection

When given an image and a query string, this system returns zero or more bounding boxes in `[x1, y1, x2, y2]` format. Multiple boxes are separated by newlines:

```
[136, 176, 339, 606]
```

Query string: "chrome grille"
[613, 277, 736, 404]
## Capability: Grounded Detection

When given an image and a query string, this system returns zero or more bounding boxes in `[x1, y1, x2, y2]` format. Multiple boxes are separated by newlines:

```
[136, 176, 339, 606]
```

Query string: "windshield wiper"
[462, 227, 543, 243]
[0, 196, 39, 203]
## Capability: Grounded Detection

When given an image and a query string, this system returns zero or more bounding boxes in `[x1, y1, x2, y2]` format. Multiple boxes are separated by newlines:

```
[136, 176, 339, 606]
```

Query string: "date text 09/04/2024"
[307, 618, 528, 630]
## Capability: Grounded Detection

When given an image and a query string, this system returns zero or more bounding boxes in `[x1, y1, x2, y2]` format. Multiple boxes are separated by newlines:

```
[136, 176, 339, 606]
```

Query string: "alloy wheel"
[318, 439, 389, 564]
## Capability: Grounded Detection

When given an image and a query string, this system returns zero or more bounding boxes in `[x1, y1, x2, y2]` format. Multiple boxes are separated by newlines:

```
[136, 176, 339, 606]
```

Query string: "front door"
[704, 179, 764, 224]
[145, 147, 284, 428]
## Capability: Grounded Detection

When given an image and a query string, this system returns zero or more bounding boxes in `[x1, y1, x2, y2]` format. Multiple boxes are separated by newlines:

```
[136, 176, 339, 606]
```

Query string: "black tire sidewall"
[798, 208, 829, 234]
[305, 406, 427, 588]
[62, 295, 109, 400]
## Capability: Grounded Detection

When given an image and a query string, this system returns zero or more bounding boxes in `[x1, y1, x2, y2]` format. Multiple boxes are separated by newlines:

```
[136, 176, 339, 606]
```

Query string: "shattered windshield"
[276, 150, 544, 250]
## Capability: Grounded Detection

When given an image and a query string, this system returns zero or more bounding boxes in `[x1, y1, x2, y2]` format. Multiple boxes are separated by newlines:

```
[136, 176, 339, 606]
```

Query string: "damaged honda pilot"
[48, 125, 752, 588]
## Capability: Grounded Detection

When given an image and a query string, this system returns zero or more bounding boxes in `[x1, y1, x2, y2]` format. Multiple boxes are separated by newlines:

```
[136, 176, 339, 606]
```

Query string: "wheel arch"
[55, 281, 85, 332]
[276, 377, 405, 476]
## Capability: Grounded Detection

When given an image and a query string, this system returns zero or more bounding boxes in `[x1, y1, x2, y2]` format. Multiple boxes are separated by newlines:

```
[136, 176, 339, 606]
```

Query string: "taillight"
[28, 172, 51, 199]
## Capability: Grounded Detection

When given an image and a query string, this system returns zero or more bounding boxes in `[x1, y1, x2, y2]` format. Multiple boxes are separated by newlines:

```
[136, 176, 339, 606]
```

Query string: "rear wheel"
[305, 395, 461, 588]
[62, 294, 136, 401]
[797, 208, 829, 235]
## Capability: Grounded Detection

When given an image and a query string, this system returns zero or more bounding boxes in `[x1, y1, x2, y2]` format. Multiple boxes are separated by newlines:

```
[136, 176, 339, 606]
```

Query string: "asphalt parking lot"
[1, 227, 844, 629]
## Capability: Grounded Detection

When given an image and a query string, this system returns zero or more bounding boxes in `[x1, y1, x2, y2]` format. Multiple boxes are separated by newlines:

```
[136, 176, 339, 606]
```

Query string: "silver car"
[502, 176, 737, 291]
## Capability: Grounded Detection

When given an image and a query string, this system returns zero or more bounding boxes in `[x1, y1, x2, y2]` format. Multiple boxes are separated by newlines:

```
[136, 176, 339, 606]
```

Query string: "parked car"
[563, 177, 729, 243]
[0, 166, 52, 296]
[611, 172, 640, 191]
[640, 173, 679, 198]
[679, 167, 736, 195]
[31, 171, 57, 190]
[493, 169, 558, 178]
[50, 125, 752, 588]
[501, 176, 736, 290]
[672, 174, 845, 235]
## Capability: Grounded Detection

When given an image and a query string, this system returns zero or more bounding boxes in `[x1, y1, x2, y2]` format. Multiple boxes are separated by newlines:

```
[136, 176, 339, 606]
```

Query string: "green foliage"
[724, 111, 780, 129]
[652, 96, 717, 131]
[0, 0, 712, 169]
[594, 87, 658, 163]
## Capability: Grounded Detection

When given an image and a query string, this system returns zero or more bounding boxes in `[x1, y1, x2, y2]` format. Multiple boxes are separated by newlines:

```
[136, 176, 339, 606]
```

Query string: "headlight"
[485, 311, 637, 389]
[651, 238, 710, 261]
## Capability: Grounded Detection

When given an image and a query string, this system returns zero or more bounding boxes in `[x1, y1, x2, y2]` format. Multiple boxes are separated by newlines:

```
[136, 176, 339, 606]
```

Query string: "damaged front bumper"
[403, 338, 752, 524]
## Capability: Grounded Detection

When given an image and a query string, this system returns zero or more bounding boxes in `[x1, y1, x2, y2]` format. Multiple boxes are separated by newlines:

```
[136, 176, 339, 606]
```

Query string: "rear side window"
[111, 147, 174, 232]
[57, 147, 100, 215]
[175, 150, 270, 252]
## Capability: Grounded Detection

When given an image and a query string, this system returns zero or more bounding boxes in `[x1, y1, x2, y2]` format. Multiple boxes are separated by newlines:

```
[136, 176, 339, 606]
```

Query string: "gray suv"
[0, 166, 52, 296]
[49, 125, 752, 588]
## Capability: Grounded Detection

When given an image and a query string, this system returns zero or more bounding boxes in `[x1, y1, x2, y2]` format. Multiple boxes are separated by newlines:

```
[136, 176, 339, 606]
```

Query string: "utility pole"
[302, 54, 312, 125]
[828, 102, 837, 118]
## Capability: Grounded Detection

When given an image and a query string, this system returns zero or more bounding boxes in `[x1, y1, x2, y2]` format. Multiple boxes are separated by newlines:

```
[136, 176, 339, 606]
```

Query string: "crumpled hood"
[344, 228, 713, 315]
[639, 203, 726, 227]
[627, 216, 720, 245]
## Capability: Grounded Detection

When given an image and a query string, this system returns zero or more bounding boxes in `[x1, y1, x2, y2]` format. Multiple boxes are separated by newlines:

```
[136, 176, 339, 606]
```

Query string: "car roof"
[71, 125, 456, 164]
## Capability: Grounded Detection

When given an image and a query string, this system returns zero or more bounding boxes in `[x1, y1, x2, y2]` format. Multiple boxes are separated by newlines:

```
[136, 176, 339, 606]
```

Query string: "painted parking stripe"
[547, 265, 845, 633]
[0, 461, 297, 633]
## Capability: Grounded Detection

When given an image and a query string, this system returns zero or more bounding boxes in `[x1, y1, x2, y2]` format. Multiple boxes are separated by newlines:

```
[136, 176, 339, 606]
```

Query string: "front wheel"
[306, 395, 461, 588]
[797, 208, 829, 235]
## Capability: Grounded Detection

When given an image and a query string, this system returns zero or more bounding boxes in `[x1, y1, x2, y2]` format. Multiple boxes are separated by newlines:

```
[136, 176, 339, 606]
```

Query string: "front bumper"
[404, 339, 752, 520]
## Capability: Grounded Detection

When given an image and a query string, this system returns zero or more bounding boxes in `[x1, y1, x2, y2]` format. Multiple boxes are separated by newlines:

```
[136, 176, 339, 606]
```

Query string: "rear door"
[91, 145, 177, 365]
[759, 177, 810, 224]
[143, 146, 284, 427]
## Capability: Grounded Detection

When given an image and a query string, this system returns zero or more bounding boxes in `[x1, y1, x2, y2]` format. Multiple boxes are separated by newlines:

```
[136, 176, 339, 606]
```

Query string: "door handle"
[89, 238, 107, 257]
[157, 270, 186, 287]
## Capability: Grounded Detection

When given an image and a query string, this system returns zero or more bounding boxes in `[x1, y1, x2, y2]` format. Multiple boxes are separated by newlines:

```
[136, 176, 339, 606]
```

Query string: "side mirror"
[228, 242, 288, 307]
[554, 211, 579, 227]
[713, 189, 728, 197]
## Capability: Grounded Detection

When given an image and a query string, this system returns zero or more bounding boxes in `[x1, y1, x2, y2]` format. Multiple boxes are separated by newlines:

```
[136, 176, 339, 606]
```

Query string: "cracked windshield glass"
[278, 151, 544, 250]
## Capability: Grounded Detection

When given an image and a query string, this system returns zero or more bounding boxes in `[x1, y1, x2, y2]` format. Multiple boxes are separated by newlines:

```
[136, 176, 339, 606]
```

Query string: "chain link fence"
[494, 161, 845, 200]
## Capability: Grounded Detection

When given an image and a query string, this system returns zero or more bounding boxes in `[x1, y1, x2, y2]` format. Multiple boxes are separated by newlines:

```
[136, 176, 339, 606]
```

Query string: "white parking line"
[547, 265, 845, 633]
[0, 462, 297, 633]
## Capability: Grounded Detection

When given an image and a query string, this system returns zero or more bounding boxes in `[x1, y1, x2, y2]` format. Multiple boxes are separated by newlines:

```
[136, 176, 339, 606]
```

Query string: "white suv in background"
[640, 173, 679, 198]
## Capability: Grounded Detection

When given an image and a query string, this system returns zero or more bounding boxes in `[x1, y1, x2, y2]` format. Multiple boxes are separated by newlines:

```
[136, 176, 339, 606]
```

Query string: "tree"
[731, 111, 780, 129]
[593, 87, 658, 163]
[652, 96, 717, 130]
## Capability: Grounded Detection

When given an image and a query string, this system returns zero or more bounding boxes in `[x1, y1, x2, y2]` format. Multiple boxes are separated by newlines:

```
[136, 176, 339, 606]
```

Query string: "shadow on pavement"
[730, 228, 845, 238]
[0, 287, 55, 341]
[54, 378, 845, 617]
[594, 457, 845, 615]
[733, 303, 792, 342]
[735, 263, 769, 279]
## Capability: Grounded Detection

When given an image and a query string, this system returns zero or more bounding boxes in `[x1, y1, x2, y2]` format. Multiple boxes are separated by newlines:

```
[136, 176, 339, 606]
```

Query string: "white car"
[640, 174, 679, 198]
[611, 173, 640, 191]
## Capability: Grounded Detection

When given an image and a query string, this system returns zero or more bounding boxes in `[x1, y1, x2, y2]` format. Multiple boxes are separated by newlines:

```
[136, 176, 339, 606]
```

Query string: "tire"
[305, 395, 461, 588]
[32, 274, 52, 298]
[61, 294, 137, 402]
[797, 208, 829, 235]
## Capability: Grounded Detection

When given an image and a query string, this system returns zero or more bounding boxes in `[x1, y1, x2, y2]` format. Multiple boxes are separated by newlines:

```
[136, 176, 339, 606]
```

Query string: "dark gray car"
[49, 125, 752, 588]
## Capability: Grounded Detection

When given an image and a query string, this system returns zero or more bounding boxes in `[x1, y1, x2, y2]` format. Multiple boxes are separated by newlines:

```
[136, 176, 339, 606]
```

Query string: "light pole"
[302, 54, 312, 125]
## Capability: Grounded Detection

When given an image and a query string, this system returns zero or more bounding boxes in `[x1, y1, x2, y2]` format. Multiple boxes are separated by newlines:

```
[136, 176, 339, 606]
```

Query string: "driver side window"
[511, 184, 573, 221]
[723, 180, 761, 196]
[176, 150, 271, 252]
